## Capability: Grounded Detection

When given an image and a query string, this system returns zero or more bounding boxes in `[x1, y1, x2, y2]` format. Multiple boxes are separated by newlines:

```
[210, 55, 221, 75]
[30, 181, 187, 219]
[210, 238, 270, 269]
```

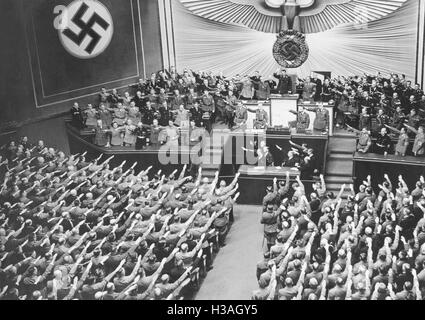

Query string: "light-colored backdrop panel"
[172, 0, 418, 81]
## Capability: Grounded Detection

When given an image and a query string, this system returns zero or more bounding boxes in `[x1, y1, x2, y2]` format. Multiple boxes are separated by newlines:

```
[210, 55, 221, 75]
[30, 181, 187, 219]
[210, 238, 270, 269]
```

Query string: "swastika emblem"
[58, 0, 113, 59]
[279, 41, 301, 61]
[273, 30, 309, 68]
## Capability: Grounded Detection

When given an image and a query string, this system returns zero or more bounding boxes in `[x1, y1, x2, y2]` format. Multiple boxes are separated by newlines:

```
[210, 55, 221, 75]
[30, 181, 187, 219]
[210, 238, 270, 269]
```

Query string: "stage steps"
[325, 131, 356, 198]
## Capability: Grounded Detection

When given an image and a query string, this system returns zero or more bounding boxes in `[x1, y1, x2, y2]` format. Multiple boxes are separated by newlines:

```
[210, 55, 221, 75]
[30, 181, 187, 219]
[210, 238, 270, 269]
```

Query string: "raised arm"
[411, 269, 422, 300]
[266, 264, 277, 300]
[385, 124, 401, 135]
[404, 124, 418, 134]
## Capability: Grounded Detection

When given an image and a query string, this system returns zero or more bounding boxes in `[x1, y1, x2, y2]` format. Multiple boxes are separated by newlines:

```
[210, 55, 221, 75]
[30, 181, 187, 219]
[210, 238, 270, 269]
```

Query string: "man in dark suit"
[158, 102, 173, 127]
[189, 102, 203, 128]
[312, 75, 323, 102]
[142, 102, 156, 125]
[132, 91, 145, 110]
[375, 127, 392, 155]
[273, 69, 293, 95]
[70, 102, 84, 129]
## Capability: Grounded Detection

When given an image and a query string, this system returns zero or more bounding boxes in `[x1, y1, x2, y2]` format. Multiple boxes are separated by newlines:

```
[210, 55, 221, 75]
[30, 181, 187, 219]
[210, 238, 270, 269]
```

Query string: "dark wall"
[140, 0, 163, 74]
[1, 0, 34, 123]
[0, 0, 163, 125]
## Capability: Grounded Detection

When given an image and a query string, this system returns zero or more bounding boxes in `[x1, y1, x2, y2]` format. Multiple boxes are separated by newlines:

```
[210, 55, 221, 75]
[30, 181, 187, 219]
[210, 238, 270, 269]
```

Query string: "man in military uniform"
[356, 128, 372, 154]
[233, 102, 248, 130]
[392, 106, 406, 130]
[273, 69, 292, 95]
[375, 127, 392, 155]
[200, 90, 215, 133]
[378, 93, 390, 111]
[306, 104, 328, 133]
[185, 87, 198, 108]
[146, 88, 158, 108]
[213, 91, 227, 124]
[170, 89, 185, 110]
[391, 92, 403, 112]
[291, 106, 310, 131]
[419, 95, 425, 110]
[402, 81, 415, 105]
[255, 77, 271, 100]
[359, 107, 371, 131]
[406, 109, 420, 130]
[369, 80, 382, 101]
[249, 103, 269, 130]
[224, 91, 238, 128]
[413, 83, 424, 101]
[302, 77, 317, 102]
[261, 203, 280, 252]
[409, 126, 425, 156]
[93, 120, 109, 147]
[258, 145, 274, 167]
[375, 109, 390, 132]
[406, 95, 419, 113]
[157, 88, 168, 106]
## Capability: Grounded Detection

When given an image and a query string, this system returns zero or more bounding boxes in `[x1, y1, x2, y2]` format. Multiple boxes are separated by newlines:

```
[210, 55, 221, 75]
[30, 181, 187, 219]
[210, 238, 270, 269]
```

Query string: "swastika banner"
[24, 0, 145, 108]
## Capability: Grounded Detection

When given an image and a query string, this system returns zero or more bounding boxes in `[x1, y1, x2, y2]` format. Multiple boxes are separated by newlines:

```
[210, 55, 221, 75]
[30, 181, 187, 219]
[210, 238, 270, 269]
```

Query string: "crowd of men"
[70, 67, 288, 148]
[312, 72, 425, 157]
[0, 137, 240, 300]
[69, 68, 425, 157]
[254, 173, 425, 300]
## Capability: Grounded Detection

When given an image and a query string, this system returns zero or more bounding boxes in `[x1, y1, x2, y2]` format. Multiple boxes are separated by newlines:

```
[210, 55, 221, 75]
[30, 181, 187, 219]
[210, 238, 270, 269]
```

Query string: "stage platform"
[67, 121, 327, 206]
[222, 131, 329, 175]
[360, 135, 419, 157]
[353, 152, 425, 192]
[66, 123, 193, 175]
[235, 165, 317, 205]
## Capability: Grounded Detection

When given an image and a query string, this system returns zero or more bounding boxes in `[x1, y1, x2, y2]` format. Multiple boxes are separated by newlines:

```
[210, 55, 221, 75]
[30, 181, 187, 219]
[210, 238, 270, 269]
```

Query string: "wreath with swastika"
[273, 30, 309, 68]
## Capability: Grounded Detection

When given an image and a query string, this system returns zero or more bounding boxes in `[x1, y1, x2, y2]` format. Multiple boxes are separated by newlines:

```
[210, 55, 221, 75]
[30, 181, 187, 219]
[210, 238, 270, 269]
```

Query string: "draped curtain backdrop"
[172, 0, 418, 79]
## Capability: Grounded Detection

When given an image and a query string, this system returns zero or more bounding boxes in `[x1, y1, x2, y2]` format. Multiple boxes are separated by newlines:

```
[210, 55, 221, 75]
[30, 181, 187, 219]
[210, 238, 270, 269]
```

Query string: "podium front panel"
[270, 97, 297, 127]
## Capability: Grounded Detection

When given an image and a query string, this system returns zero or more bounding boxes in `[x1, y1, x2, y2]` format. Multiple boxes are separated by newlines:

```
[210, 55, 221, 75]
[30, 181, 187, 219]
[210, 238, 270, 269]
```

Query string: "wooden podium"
[270, 94, 298, 127]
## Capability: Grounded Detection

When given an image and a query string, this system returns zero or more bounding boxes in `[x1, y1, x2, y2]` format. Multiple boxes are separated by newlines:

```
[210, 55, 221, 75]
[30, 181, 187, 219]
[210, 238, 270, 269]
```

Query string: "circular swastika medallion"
[279, 41, 302, 61]
[273, 30, 309, 68]
[58, 0, 113, 59]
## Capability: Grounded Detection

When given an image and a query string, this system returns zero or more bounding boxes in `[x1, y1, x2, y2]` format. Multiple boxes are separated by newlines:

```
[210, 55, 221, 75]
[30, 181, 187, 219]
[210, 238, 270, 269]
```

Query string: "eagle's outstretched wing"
[179, 0, 284, 33]
[179, 0, 408, 34]
[299, 0, 409, 34]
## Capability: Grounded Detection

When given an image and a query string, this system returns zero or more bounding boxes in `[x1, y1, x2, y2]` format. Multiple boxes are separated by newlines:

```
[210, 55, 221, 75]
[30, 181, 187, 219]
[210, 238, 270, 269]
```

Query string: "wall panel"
[0, 0, 163, 125]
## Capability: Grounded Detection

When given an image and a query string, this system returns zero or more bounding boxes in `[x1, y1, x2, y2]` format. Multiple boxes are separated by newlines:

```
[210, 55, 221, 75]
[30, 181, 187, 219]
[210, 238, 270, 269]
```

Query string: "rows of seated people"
[254, 173, 425, 300]
[0, 137, 240, 300]
[69, 68, 425, 154]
